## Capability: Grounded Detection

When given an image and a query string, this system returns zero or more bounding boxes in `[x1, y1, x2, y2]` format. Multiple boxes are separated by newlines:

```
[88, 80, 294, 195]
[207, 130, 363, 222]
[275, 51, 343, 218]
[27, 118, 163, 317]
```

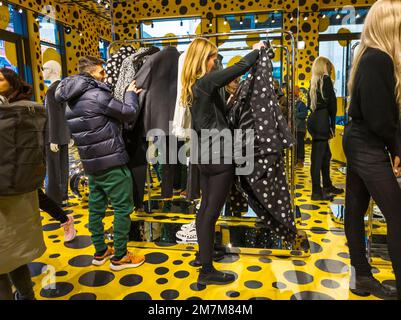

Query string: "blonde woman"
[181, 38, 264, 285]
[307, 57, 343, 201]
[343, 0, 401, 299]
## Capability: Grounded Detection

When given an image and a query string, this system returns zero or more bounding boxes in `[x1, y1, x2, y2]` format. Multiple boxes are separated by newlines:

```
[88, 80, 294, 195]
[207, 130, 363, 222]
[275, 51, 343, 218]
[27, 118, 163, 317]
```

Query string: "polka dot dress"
[229, 49, 297, 243]
[105, 45, 136, 92]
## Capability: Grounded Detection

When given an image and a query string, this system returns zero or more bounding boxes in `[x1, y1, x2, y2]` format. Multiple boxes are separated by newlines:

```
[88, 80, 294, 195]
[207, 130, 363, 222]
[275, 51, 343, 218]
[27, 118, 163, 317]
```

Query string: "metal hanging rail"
[108, 28, 298, 221]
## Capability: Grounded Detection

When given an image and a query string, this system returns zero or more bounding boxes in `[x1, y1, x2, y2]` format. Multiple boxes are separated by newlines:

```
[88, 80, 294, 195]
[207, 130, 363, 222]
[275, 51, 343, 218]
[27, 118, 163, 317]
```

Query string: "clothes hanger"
[263, 40, 275, 60]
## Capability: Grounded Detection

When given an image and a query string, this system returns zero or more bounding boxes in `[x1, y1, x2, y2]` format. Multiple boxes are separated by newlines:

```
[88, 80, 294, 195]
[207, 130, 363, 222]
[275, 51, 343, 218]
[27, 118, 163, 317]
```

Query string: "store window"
[318, 7, 368, 101]
[0, 3, 28, 75]
[216, 12, 283, 81]
[39, 15, 66, 87]
[141, 17, 201, 52]
[99, 39, 110, 60]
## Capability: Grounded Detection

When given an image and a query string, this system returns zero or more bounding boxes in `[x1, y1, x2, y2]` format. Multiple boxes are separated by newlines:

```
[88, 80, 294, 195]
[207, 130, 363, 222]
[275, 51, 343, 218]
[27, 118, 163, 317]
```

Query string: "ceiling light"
[18, 8, 23, 14]
[304, 15, 308, 21]
[255, 15, 258, 23]
[336, 14, 341, 19]
[322, 14, 326, 18]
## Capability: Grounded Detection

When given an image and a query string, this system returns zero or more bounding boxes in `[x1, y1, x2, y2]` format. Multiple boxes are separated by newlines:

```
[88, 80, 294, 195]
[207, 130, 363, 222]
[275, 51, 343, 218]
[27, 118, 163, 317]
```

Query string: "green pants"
[88, 166, 134, 257]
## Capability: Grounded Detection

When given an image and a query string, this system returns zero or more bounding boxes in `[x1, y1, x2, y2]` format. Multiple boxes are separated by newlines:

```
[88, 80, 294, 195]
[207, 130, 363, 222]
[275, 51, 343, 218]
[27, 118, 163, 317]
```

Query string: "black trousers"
[38, 188, 68, 224]
[296, 131, 306, 162]
[129, 164, 147, 210]
[345, 169, 401, 295]
[45, 144, 69, 205]
[310, 140, 333, 193]
[197, 164, 234, 265]
[0, 264, 35, 300]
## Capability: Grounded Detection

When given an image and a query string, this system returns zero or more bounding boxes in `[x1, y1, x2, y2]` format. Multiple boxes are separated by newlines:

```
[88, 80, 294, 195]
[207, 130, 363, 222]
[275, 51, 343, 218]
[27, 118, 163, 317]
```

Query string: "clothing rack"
[108, 30, 303, 256]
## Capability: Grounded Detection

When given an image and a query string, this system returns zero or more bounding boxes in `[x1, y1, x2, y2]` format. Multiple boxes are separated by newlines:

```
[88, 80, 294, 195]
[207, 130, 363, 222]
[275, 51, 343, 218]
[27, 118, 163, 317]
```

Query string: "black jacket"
[190, 49, 259, 162]
[348, 47, 401, 158]
[55, 74, 141, 174]
[307, 75, 337, 140]
[45, 80, 70, 145]
[228, 48, 297, 242]
[134, 46, 180, 135]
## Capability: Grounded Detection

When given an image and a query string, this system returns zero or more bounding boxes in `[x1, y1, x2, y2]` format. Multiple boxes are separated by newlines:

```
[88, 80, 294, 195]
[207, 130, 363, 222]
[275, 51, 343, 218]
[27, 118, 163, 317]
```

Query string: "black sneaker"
[350, 275, 397, 299]
[192, 250, 226, 267]
[197, 267, 236, 286]
[311, 190, 334, 201]
[324, 186, 344, 195]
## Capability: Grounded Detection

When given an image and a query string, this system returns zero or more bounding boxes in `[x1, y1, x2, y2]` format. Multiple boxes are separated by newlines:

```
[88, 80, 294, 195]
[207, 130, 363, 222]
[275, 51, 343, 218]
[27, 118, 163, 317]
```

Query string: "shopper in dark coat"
[294, 86, 309, 167]
[343, 0, 401, 300]
[55, 56, 146, 271]
[307, 56, 343, 201]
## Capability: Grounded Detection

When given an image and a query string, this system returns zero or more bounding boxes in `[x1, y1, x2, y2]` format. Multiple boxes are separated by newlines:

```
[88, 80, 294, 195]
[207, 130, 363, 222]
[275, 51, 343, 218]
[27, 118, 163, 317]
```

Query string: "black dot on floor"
[120, 274, 143, 287]
[190, 282, 206, 291]
[226, 291, 240, 298]
[55, 271, 68, 277]
[70, 293, 97, 300]
[123, 292, 152, 300]
[28, 262, 47, 277]
[40, 282, 74, 298]
[337, 252, 350, 259]
[309, 241, 323, 254]
[173, 260, 183, 265]
[292, 260, 306, 266]
[259, 250, 272, 255]
[249, 297, 271, 300]
[78, 270, 115, 287]
[43, 223, 60, 231]
[215, 254, 239, 264]
[53, 240, 61, 243]
[310, 227, 328, 234]
[247, 266, 262, 272]
[299, 204, 320, 210]
[155, 267, 169, 275]
[187, 296, 203, 300]
[284, 270, 314, 285]
[245, 280, 263, 289]
[290, 291, 335, 300]
[182, 253, 191, 257]
[156, 278, 168, 284]
[49, 254, 60, 259]
[321, 279, 340, 289]
[68, 255, 93, 267]
[145, 252, 169, 264]
[64, 235, 92, 249]
[73, 214, 83, 219]
[48, 235, 59, 239]
[160, 289, 179, 300]
[259, 257, 272, 263]
[321, 239, 331, 243]
[301, 213, 311, 221]
[174, 271, 189, 279]
[315, 259, 349, 274]
[272, 282, 287, 289]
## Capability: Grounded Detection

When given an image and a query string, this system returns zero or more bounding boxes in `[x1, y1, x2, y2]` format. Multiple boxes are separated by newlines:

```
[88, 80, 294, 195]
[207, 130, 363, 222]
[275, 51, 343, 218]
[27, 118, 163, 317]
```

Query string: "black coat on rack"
[134, 46, 180, 136]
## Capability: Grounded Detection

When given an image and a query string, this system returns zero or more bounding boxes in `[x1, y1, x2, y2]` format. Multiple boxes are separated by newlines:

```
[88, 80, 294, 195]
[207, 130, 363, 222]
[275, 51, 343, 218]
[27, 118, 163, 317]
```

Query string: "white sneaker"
[181, 221, 196, 231]
[176, 228, 198, 244]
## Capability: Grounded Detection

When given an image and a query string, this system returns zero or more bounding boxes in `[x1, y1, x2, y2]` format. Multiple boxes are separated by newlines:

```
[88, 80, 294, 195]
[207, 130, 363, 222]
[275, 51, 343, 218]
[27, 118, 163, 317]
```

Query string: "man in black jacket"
[55, 56, 145, 271]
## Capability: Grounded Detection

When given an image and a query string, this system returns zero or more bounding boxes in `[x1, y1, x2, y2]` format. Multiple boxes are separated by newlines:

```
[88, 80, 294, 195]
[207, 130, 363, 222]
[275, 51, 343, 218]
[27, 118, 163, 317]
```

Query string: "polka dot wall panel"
[112, 0, 375, 88]
[6, 0, 112, 101]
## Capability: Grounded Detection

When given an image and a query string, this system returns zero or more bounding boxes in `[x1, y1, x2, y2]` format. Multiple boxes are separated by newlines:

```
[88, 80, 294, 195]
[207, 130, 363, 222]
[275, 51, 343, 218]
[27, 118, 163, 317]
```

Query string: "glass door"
[0, 30, 25, 75]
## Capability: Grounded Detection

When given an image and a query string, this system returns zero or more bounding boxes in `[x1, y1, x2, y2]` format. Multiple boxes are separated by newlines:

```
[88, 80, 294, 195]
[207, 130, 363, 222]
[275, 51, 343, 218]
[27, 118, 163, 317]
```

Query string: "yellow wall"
[0, 0, 112, 102]
[112, 0, 375, 89]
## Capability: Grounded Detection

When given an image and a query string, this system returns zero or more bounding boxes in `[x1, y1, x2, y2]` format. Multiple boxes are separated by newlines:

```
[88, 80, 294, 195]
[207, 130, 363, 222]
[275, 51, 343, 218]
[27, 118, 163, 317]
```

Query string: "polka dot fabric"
[229, 49, 296, 242]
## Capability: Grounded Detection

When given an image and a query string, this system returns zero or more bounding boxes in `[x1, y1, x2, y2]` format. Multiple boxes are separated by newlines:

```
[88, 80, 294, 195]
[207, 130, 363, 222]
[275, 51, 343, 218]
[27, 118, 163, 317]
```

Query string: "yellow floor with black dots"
[30, 147, 395, 300]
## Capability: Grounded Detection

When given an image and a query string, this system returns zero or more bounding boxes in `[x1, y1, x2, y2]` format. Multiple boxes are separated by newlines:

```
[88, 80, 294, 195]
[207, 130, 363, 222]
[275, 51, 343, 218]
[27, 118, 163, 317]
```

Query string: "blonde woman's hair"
[348, 0, 401, 109]
[309, 56, 333, 110]
[181, 37, 218, 107]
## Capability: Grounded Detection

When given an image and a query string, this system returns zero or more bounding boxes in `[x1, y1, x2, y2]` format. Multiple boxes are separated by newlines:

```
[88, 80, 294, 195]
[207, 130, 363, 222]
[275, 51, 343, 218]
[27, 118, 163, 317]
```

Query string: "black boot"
[323, 185, 344, 195]
[197, 267, 235, 285]
[192, 250, 226, 267]
[311, 190, 333, 201]
[350, 275, 397, 299]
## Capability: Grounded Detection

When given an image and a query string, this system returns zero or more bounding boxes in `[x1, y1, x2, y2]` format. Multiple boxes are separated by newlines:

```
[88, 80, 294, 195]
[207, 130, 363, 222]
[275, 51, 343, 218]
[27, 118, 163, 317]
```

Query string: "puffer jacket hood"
[55, 74, 108, 104]
[54, 73, 141, 174]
